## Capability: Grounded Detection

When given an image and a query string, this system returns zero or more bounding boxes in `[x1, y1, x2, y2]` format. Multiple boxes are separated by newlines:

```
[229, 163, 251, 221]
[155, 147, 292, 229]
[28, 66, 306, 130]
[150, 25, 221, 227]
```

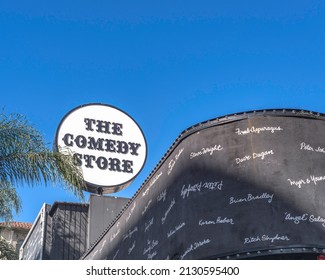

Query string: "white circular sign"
[55, 103, 147, 194]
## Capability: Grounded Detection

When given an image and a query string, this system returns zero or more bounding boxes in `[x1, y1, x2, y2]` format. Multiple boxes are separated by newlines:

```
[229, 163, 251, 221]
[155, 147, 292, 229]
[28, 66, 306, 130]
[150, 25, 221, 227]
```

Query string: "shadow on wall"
[47, 203, 89, 260]
[81, 111, 325, 260]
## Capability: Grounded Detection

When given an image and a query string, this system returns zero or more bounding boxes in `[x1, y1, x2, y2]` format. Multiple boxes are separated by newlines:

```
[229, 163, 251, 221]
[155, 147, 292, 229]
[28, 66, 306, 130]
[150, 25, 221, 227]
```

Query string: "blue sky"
[1, 0, 325, 223]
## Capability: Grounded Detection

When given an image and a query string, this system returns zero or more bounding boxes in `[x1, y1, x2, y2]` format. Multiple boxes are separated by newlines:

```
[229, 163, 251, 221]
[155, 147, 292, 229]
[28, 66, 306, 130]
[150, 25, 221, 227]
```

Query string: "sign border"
[54, 103, 148, 194]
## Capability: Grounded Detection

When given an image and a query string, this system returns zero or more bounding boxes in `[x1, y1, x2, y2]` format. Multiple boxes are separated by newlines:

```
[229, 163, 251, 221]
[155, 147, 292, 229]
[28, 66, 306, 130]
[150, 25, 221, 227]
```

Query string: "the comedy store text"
[61, 118, 142, 174]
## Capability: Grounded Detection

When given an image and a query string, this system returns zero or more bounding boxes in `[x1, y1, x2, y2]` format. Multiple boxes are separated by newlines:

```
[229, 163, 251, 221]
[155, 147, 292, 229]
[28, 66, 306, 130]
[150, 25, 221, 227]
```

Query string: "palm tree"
[0, 111, 85, 222]
[0, 239, 18, 260]
[0, 181, 21, 222]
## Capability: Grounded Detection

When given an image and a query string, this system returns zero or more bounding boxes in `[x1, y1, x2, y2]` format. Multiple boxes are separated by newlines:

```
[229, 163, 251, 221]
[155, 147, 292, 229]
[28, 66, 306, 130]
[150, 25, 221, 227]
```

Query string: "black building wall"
[20, 198, 128, 260]
[20, 202, 89, 260]
[48, 202, 89, 260]
[88, 195, 129, 248]
[82, 109, 325, 260]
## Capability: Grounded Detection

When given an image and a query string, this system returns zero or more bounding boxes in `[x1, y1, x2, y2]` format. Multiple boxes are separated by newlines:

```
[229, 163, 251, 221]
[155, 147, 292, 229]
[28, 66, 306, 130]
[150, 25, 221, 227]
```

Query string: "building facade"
[82, 109, 325, 260]
[20, 196, 128, 260]
[0, 222, 32, 257]
[22, 109, 325, 260]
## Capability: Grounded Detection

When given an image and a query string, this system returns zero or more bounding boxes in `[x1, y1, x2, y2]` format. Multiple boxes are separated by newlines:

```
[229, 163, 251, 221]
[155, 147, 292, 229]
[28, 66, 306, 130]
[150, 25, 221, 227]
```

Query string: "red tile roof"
[0, 222, 32, 230]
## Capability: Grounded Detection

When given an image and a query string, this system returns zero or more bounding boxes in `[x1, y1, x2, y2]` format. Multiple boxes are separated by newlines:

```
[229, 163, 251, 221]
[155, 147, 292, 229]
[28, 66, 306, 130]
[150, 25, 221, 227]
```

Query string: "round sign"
[55, 103, 147, 194]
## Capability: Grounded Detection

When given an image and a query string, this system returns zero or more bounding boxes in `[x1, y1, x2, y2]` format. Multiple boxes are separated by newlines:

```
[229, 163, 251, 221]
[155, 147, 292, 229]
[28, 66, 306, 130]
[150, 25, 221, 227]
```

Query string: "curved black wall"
[82, 109, 325, 260]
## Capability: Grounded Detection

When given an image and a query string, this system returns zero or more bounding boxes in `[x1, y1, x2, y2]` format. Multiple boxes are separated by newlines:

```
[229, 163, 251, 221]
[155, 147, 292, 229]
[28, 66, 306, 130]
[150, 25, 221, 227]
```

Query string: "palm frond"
[0, 180, 21, 221]
[0, 112, 85, 201]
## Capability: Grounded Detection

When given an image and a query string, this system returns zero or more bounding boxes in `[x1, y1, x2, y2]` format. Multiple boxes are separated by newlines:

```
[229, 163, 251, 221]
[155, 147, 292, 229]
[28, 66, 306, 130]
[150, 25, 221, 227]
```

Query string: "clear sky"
[1, 0, 325, 223]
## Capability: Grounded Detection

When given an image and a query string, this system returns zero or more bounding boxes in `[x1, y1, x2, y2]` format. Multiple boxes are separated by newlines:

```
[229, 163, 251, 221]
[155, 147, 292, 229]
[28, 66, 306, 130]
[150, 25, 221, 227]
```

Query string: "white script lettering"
[181, 181, 223, 199]
[190, 144, 223, 159]
[235, 126, 283, 136]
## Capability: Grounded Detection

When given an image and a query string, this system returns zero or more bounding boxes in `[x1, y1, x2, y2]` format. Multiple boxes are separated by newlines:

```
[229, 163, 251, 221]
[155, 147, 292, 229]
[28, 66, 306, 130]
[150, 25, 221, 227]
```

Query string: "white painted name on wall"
[128, 241, 136, 255]
[284, 212, 325, 227]
[123, 226, 138, 241]
[112, 249, 119, 260]
[235, 126, 283, 136]
[199, 217, 234, 226]
[99, 239, 107, 254]
[284, 212, 308, 224]
[181, 181, 223, 199]
[167, 222, 186, 238]
[141, 199, 152, 216]
[180, 239, 211, 260]
[147, 251, 157, 260]
[143, 239, 159, 255]
[229, 193, 274, 205]
[110, 228, 121, 242]
[285, 212, 325, 227]
[300, 142, 325, 154]
[144, 217, 154, 233]
[244, 234, 290, 244]
[126, 202, 136, 223]
[167, 148, 184, 175]
[157, 189, 167, 203]
[236, 150, 274, 164]
[161, 199, 176, 224]
[149, 171, 163, 188]
[288, 175, 325, 188]
[309, 215, 325, 227]
[143, 171, 163, 197]
[190, 144, 223, 159]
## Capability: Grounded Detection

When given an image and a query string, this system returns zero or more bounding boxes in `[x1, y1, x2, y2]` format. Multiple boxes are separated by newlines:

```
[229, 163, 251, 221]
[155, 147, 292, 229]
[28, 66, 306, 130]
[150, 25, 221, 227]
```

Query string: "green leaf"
[0, 111, 86, 222]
